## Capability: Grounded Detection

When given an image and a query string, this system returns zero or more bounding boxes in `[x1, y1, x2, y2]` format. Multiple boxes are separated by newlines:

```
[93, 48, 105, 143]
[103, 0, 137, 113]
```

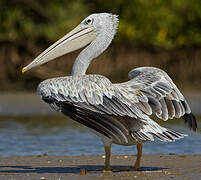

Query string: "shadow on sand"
[0, 165, 168, 174]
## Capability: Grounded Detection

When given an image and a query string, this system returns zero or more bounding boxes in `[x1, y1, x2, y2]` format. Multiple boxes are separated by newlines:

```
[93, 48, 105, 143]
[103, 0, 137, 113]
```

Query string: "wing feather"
[38, 68, 197, 132]
[164, 97, 175, 119]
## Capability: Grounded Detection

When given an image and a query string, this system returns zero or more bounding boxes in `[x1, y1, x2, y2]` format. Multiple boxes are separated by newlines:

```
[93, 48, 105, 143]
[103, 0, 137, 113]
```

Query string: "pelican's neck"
[71, 19, 118, 76]
[71, 39, 100, 76]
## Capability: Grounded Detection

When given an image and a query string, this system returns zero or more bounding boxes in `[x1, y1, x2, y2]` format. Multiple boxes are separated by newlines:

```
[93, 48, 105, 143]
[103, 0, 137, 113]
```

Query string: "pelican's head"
[22, 13, 119, 73]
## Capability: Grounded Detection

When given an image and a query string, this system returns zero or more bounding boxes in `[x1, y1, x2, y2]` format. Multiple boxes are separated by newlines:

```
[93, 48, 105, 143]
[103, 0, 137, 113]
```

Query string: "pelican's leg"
[83, 145, 111, 174]
[104, 145, 111, 171]
[133, 143, 142, 170]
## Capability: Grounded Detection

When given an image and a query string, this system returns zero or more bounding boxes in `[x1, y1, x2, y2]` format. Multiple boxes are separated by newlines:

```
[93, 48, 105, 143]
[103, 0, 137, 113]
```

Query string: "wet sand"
[0, 154, 200, 180]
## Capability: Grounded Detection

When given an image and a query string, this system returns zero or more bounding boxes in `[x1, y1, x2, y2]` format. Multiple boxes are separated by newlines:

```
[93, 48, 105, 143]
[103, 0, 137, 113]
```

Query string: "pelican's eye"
[84, 18, 93, 25]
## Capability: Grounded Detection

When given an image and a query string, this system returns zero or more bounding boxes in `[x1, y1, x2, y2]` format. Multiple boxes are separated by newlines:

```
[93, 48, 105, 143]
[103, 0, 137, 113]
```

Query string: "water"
[0, 115, 200, 157]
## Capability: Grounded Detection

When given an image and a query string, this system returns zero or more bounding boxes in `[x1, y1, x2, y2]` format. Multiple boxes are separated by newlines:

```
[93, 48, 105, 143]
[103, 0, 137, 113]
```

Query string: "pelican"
[22, 13, 197, 171]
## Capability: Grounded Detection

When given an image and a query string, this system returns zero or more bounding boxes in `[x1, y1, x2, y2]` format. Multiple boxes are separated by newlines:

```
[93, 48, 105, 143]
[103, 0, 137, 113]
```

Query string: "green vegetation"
[1, 0, 201, 48]
[0, 0, 201, 91]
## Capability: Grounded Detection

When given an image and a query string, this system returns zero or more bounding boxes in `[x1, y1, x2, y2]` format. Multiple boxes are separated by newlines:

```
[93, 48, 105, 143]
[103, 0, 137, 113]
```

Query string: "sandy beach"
[0, 154, 200, 180]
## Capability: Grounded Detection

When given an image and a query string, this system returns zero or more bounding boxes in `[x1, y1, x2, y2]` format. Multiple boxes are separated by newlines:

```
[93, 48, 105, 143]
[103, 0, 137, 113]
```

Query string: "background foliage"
[0, 0, 201, 91]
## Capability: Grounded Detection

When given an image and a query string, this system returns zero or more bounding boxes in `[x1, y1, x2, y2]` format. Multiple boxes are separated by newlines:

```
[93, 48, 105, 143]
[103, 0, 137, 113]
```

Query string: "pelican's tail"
[131, 118, 186, 142]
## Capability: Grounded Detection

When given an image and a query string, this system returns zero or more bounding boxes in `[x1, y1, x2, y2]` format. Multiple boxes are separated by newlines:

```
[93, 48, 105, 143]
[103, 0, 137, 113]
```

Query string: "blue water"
[0, 115, 200, 157]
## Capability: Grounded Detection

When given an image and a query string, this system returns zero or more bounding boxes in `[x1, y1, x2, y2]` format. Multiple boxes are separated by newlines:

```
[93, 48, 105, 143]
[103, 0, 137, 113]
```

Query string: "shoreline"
[0, 154, 200, 180]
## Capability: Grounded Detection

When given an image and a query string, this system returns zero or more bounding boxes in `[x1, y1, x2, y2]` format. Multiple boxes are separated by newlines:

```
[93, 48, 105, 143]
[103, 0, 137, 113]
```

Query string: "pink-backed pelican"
[22, 13, 197, 171]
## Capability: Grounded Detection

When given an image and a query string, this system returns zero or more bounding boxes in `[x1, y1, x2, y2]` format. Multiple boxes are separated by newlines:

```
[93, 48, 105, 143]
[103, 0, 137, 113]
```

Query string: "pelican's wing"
[38, 74, 187, 143]
[38, 71, 196, 132]
[37, 74, 145, 119]
[122, 66, 197, 131]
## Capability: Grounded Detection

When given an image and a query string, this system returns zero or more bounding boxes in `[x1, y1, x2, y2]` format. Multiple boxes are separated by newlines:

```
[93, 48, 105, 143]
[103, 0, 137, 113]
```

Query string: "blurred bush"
[0, 0, 201, 91]
[1, 0, 201, 48]
[116, 0, 201, 48]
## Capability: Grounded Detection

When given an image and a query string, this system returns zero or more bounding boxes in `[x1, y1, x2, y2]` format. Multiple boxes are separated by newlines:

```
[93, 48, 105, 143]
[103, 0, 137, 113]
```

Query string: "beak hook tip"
[22, 67, 25, 74]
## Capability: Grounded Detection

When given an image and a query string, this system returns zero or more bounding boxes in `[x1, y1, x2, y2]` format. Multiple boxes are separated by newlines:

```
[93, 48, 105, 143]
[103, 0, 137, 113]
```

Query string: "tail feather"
[151, 128, 186, 142]
[182, 113, 197, 132]
[131, 118, 186, 142]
